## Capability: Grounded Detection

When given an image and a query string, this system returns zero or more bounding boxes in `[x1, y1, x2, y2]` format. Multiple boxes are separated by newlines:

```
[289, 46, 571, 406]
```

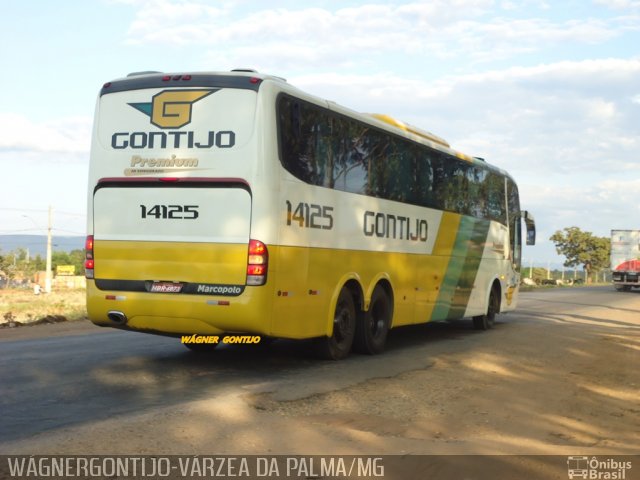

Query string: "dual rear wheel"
[317, 287, 357, 360]
[318, 284, 392, 360]
[191, 283, 499, 358]
[354, 285, 392, 355]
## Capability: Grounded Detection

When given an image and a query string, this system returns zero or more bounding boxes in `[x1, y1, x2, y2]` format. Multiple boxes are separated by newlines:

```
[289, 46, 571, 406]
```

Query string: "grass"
[0, 288, 86, 325]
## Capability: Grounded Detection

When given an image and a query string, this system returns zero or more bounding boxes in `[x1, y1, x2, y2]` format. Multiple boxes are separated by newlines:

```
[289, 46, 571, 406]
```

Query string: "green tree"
[14, 248, 36, 278]
[0, 248, 84, 284]
[51, 251, 71, 271]
[67, 249, 86, 275]
[32, 254, 45, 272]
[0, 248, 37, 284]
[0, 250, 7, 286]
[51, 249, 85, 276]
[550, 227, 610, 282]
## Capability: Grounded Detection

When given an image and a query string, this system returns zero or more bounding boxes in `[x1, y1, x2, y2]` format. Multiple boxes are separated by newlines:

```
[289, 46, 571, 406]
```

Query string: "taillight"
[85, 235, 94, 279]
[247, 239, 268, 286]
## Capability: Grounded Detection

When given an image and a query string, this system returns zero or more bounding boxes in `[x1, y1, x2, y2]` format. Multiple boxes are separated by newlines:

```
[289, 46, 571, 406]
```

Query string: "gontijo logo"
[112, 88, 237, 150]
[128, 89, 216, 129]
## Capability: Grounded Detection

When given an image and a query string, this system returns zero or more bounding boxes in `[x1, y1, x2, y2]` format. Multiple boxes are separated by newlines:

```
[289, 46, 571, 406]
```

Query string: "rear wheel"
[473, 286, 499, 330]
[317, 287, 356, 360]
[354, 284, 392, 355]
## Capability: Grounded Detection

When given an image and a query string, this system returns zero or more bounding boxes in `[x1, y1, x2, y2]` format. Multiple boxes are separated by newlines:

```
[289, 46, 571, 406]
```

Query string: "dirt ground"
[1, 288, 638, 469]
[0, 288, 86, 325]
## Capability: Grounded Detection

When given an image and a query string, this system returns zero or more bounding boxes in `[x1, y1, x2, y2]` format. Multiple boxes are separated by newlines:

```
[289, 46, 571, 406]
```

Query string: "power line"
[0, 207, 48, 213]
[0, 228, 43, 234]
[0, 207, 85, 217]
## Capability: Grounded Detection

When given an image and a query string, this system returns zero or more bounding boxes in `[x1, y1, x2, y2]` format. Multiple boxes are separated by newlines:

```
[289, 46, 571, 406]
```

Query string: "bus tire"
[354, 284, 391, 355]
[317, 287, 356, 360]
[473, 286, 499, 330]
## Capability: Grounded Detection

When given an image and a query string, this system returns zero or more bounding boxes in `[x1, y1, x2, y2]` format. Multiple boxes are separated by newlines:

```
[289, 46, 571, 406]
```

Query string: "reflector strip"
[206, 300, 231, 306]
[105, 295, 127, 301]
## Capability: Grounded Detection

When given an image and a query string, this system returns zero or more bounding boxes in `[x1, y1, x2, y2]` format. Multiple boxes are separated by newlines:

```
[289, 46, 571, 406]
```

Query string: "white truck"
[611, 229, 640, 291]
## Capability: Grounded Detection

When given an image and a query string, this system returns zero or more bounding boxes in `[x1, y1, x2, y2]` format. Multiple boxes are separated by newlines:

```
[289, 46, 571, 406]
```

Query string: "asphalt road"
[0, 325, 322, 443]
[1, 286, 638, 447]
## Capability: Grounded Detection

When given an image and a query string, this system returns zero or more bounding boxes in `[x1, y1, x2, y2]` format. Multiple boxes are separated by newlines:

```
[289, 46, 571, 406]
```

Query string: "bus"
[85, 69, 536, 359]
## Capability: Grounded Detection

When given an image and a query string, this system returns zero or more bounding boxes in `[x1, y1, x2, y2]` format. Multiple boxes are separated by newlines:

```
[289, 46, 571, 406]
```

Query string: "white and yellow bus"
[85, 69, 536, 359]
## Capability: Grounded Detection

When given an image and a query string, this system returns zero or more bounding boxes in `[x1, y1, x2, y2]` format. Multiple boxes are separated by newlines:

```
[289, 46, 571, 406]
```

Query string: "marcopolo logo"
[128, 89, 216, 129]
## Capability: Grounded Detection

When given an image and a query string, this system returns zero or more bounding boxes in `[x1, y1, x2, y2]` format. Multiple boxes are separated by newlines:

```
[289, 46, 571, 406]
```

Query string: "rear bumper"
[612, 271, 640, 286]
[86, 281, 274, 336]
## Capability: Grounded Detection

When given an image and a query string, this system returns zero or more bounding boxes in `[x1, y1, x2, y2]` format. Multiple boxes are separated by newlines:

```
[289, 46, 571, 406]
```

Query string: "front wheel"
[473, 287, 499, 330]
[354, 284, 392, 355]
[317, 287, 356, 360]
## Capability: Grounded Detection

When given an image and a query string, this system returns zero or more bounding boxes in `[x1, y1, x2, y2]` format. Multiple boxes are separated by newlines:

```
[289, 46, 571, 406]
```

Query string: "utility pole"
[547, 261, 551, 280]
[529, 258, 533, 279]
[45, 205, 53, 293]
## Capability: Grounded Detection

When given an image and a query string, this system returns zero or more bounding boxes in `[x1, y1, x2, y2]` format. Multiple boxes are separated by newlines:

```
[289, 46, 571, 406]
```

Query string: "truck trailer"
[611, 229, 640, 291]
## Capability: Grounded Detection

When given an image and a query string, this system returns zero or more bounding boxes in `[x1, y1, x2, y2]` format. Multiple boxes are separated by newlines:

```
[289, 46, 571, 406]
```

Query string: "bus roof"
[99, 69, 512, 180]
[100, 70, 287, 97]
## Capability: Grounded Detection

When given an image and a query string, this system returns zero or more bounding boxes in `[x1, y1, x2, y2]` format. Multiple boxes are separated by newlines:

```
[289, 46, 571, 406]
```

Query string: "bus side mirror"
[523, 211, 536, 246]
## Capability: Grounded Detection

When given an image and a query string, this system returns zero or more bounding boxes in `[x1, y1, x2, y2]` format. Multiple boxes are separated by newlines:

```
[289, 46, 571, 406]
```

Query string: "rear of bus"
[85, 71, 275, 337]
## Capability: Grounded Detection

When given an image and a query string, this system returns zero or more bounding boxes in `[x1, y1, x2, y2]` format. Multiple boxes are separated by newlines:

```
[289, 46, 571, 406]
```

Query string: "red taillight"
[161, 74, 192, 82]
[247, 239, 268, 286]
[85, 235, 94, 279]
[249, 239, 267, 256]
[247, 265, 266, 275]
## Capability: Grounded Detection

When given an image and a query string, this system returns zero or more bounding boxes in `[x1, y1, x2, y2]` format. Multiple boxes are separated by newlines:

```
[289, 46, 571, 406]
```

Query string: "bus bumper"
[86, 280, 274, 337]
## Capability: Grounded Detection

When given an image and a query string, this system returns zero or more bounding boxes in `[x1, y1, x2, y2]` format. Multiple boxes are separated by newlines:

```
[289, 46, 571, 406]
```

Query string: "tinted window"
[277, 94, 509, 225]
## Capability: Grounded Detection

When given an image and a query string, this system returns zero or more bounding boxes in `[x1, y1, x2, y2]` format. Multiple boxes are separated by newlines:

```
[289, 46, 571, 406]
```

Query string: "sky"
[0, 0, 639, 267]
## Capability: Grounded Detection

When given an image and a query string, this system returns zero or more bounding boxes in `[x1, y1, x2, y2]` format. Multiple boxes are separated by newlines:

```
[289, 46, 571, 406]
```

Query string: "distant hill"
[0, 235, 84, 257]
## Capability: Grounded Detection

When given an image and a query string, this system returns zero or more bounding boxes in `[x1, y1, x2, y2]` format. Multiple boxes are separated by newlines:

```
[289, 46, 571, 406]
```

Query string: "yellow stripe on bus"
[94, 240, 248, 284]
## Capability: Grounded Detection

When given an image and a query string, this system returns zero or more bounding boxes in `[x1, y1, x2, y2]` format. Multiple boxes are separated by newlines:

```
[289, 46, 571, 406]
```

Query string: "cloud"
[121, 0, 625, 70]
[594, 0, 640, 9]
[0, 113, 91, 159]
[522, 178, 640, 238]
[287, 58, 640, 244]
[291, 59, 640, 154]
[126, 1, 226, 45]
